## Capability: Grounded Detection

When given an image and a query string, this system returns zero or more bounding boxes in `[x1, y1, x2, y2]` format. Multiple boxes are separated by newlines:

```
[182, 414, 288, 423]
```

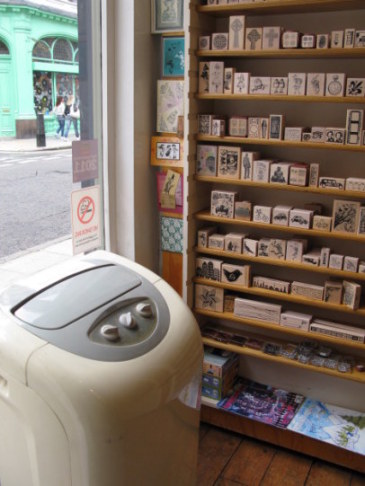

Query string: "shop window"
[32, 40, 51, 59]
[53, 38, 73, 63]
[33, 72, 53, 114]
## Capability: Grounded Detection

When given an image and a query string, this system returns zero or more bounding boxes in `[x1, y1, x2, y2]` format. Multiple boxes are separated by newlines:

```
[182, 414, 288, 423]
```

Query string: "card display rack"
[187, 0, 365, 472]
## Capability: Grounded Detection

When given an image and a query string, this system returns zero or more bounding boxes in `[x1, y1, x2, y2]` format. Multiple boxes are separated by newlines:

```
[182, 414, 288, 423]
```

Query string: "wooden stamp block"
[346, 178, 365, 192]
[344, 28, 355, 48]
[253, 206, 272, 224]
[243, 238, 258, 256]
[358, 261, 365, 273]
[270, 162, 291, 184]
[248, 117, 261, 138]
[342, 281, 362, 310]
[222, 263, 250, 286]
[311, 127, 326, 143]
[355, 30, 365, 47]
[258, 238, 271, 257]
[249, 76, 271, 95]
[196, 257, 223, 281]
[229, 117, 248, 137]
[199, 36, 211, 50]
[325, 73, 346, 97]
[199, 62, 210, 93]
[272, 205, 292, 226]
[302, 251, 321, 266]
[313, 215, 332, 232]
[319, 177, 345, 190]
[259, 118, 269, 139]
[270, 77, 288, 95]
[241, 151, 260, 180]
[211, 33, 229, 51]
[332, 199, 360, 234]
[291, 281, 324, 301]
[262, 26, 282, 50]
[306, 73, 326, 96]
[309, 163, 320, 187]
[346, 78, 365, 97]
[325, 127, 345, 144]
[331, 30, 344, 48]
[357, 206, 365, 235]
[208, 233, 225, 250]
[233, 72, 250, 94]
[210, 190, 237, 218]
[253, 276, 290, 293]
[284, 127, 303, 141]
[195, 284, 224, 312]
[208, 61, 225, 93]
[316, 34, 329, 49]
[346, 109, 364, 145]
[268, 239, 287, 260]
[320, 247, 331, 267]
[234, 297, 282, 323]
[280, 311, 312, 331]
[343, 256, 359, 273]
[301, 34, 316, 49]
[224, 67, 236, 94]
[282, 31, 301, 49]
[286, 240, 304, 262]
[198, 114, 215, 135]
[197, 226, 217, 248]
[253, 159, 272, 182]
[235, 200, 252, 221]
[329, 253, 344, 270]
[229, 15, 245, 50]
[289, 164, 308, 186]
[269, 114, 284, 140]
[217, 145, 241, 179]
[245, 27, 262, 51]
[225, 232, 246, 253]
[196, 144, 218, 176]
[288, 73, 307, 96]
[289, 209, 312, 229]
[324, 280, 343, 304]
[211, 119, 226, 136]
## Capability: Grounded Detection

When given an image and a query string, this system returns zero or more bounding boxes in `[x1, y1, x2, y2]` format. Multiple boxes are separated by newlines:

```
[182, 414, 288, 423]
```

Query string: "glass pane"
[32, 41, 51, 59]
[53, 38, 73, 62]
[0, 40, 9, 55]
[33, 71, 53, 114]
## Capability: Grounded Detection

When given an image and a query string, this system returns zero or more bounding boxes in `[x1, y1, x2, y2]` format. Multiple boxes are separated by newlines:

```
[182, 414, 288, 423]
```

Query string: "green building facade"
[0, 0, 78, 138]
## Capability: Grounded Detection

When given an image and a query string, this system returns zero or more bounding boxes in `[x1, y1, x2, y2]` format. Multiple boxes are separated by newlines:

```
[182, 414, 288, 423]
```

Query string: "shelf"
[196, 135, 365, 153]
[195, 175, 365, 199]
[195, 246, 365, 281]
[197, 0, 365, 15]
[196, 93, 365, 103]
[196, 47, 365, 59]
[201, 331, 365, 383]
[196, 307, 365, 351]
[194, 276, 365, 316]
[195, 210, 365, 242]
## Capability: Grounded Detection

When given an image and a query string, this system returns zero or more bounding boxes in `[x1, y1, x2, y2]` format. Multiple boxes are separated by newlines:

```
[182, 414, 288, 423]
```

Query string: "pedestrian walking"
[53, 96, 66, 139]
[64, 96, 80, 139]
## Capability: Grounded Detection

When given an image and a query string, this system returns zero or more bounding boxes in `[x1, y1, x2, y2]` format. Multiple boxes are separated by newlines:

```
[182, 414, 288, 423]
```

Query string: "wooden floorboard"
[198, 424, 365, 486]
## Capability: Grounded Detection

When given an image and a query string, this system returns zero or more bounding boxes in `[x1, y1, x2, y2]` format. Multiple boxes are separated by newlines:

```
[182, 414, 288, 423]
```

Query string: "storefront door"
[0, 59, 14, 137]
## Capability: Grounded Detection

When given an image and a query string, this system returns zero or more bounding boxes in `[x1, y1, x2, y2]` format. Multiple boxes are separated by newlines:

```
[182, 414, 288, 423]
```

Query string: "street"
[0, 149, 74, 260]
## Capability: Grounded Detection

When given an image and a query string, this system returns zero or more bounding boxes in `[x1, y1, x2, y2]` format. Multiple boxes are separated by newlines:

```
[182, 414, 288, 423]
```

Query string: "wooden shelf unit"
[196, 307, 365, 352]
[195, 210, 365, 242]
[195, 246, 365, 281]
[188, 0, 365, 471]
[196, 135, 365, 152]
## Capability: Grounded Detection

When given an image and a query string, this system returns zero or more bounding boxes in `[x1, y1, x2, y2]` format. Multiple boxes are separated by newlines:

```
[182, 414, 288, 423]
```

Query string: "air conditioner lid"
[13, 264, 141, 330]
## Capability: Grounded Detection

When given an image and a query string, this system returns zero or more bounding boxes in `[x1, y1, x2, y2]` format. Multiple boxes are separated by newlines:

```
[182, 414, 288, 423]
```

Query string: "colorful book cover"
[218, 379, 305, 429]
[288, 398, 365, 455]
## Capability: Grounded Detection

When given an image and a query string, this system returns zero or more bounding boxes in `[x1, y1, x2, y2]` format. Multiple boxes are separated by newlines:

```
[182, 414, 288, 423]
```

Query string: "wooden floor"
[197, 422, 365, 486]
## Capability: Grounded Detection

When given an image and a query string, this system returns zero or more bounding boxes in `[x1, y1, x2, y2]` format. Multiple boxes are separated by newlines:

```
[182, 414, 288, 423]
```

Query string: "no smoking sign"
[71, 186, 101, 254]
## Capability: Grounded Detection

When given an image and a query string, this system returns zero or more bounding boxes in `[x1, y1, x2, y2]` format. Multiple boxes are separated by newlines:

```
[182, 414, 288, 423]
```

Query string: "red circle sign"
[77, 196, 95, 224]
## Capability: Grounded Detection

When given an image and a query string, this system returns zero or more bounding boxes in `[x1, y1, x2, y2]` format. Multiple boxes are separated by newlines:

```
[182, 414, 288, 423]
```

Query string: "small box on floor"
[203, 348, 239, 379]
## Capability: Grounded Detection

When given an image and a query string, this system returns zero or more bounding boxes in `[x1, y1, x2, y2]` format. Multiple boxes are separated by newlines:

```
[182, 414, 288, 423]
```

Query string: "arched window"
[32, 40, 51, 59]
[53, 38, 73, 63]
[0, 40, 9, 55]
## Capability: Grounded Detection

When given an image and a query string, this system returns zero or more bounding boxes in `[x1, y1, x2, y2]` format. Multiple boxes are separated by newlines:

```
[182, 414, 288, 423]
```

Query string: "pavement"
[0, 135, 76, 291]
[0, 135, 75, 152]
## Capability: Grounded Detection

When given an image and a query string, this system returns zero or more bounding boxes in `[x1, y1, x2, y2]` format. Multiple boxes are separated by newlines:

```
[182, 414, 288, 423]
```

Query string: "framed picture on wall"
[162, 36, 185, 77]
[151, 0, 184, 34]
[151, 136, 184, 167]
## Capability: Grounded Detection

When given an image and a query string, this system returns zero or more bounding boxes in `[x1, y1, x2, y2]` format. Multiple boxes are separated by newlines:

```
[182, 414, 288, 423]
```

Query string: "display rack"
[187, 0, 365, 472]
